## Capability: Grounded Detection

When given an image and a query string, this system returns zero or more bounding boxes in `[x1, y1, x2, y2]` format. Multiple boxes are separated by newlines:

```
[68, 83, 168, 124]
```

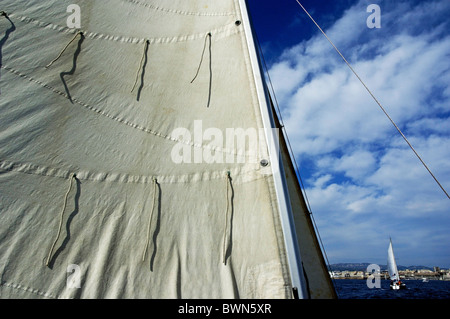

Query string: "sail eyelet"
[235, 20, 241, 26]
[260, 159, 269, 167]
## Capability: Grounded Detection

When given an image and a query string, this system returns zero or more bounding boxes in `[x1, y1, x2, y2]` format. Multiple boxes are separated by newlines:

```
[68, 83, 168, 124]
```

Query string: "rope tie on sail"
[222, 171, 232, 265]
[295, 0, 449, 200]
[131, 39, 150, 93]
[45, 174, 76, 267]
[142, 178, 158, 262]
[45, 31, 83, 68]
[191, 32, 212, 108]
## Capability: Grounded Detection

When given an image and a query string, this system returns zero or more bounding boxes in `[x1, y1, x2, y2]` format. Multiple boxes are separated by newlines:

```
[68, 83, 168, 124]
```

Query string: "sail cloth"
[387, 240, 399, 281]
[0, 0, 334, 298]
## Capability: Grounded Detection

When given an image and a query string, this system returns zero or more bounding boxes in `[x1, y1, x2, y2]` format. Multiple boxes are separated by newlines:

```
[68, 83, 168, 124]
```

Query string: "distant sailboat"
[387, 239, 406, 290]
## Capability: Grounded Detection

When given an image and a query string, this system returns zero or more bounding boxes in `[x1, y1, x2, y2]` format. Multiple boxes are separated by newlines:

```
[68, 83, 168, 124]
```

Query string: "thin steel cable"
[294, 0, 449, 199]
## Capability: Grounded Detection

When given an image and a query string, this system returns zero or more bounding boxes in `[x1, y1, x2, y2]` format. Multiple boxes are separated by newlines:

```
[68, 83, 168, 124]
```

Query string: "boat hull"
[390, 281, 406, 290]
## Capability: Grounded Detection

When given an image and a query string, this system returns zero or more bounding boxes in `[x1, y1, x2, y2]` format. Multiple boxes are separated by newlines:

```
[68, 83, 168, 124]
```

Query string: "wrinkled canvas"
[0, 0, 334, 299]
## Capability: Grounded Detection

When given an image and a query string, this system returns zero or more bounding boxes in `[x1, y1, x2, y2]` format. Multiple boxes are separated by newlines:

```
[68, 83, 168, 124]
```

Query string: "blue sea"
[334, 279, 450, 299]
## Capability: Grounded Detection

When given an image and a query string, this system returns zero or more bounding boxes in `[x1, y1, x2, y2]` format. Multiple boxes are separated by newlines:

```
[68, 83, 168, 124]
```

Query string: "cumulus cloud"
[269, 0, 450, 266]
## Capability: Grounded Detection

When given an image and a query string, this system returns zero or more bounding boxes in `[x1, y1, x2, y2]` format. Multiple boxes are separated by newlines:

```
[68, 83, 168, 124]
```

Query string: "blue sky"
[247, 0, 450, 268]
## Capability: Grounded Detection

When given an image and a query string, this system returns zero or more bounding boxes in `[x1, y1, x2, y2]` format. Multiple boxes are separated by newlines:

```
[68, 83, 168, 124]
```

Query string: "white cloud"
[269, 0, 450, 266]
[333, 150, 377, 180]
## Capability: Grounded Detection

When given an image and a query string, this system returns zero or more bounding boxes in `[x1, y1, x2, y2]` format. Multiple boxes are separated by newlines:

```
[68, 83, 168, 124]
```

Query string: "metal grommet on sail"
[260, 159, 269, 167]
[235, 20, 241, 26]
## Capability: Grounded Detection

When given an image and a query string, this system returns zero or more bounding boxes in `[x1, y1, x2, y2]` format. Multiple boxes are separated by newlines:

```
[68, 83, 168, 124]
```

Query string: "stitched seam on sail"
[0, 160, 263, 185]
[0, 281, 61, 299]
[123, 0, 235, 17]
[7, 13, 240, 45]
[1, 65, 258, 162]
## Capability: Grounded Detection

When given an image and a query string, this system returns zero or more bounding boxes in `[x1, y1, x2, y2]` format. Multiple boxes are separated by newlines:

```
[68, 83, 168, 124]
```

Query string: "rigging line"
[190, 32, 211, 83]
[45, 173, 76, 267]
[131, 39, 150, 93]
[191, 32, 212, 108]
[223, 171, 232, 265]
[253, 17, 339, 296]
[142, 178, 158, 262]
[45, 31, 83, 68]
[294, 0, 449, 200]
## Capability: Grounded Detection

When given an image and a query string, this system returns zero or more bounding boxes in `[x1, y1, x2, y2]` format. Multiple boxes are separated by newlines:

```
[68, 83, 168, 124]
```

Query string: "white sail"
[387, 239, 399, 281]
[0, 0, 335, 299]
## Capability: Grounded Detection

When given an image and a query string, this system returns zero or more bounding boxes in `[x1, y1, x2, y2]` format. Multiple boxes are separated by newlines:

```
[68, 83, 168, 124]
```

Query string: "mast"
[237, 0, 309, 299]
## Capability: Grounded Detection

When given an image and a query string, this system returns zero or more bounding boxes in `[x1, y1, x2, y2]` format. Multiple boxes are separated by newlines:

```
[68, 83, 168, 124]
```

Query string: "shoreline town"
[330, 266, 450, 280]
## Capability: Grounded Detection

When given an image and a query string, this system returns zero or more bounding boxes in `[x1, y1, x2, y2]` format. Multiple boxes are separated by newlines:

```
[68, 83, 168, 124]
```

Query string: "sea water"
[334, 279, 450, 299]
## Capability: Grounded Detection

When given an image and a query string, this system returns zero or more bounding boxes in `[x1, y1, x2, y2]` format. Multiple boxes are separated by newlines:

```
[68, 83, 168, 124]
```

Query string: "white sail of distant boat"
[387, 239, 406, 290]
[387, 239, 399, 281]
[0, 1, 336, 299]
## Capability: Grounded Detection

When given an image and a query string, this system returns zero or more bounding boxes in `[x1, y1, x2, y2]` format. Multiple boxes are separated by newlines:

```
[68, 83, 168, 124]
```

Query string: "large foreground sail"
[0, 0, 335, 298]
